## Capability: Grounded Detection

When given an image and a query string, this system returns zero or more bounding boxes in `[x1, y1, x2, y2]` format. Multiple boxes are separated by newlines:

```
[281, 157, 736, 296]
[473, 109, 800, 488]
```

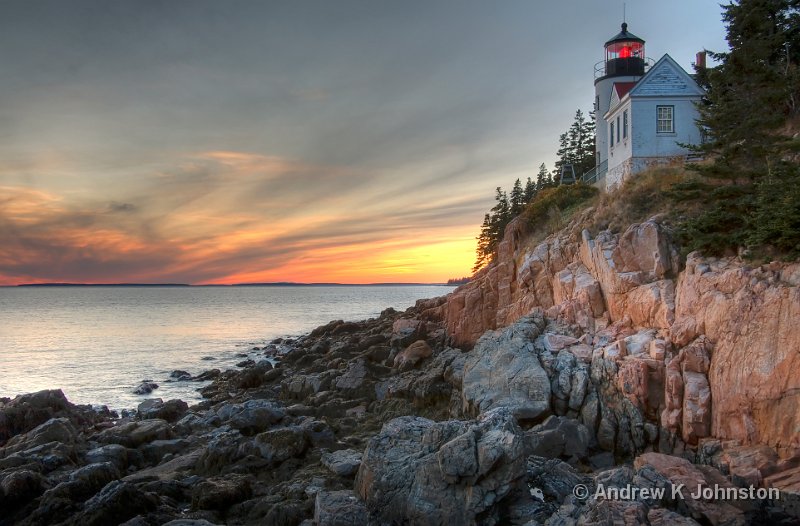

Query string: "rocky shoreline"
[0, 305, 795, 525]
[1, 216, 799, 525]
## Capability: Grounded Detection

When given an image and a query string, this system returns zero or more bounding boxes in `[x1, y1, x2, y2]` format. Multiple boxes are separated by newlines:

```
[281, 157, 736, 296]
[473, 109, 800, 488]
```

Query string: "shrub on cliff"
[523, 184, 598, 236]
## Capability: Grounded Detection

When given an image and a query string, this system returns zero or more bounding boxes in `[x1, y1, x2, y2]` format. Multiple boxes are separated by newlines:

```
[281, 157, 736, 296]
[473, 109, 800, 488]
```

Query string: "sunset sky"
[0, 1, 727, 285]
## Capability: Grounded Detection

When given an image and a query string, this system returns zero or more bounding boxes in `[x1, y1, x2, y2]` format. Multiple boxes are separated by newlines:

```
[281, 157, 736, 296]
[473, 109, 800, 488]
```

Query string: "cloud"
[0, 151, 488, 285]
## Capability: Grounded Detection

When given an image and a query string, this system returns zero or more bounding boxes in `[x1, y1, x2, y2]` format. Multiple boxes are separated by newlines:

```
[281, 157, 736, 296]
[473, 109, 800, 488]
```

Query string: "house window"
[657, 106, 674, 133]
[610, 122, 614, 147]
[623, 110, 628, 139]
[616, 116, 621, 143]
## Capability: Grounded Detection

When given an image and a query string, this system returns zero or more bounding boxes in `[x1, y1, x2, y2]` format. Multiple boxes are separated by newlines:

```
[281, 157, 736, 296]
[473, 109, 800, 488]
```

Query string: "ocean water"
[0, 285, 453, 410]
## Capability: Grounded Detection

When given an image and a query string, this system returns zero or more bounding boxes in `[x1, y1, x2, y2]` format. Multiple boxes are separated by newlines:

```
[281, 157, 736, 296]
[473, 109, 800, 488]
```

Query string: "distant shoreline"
[7, 282, 455, 288]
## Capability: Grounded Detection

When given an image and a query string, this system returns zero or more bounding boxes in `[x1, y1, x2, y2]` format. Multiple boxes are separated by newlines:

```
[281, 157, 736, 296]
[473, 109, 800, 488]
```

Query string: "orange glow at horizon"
[0, 152, 485, 286]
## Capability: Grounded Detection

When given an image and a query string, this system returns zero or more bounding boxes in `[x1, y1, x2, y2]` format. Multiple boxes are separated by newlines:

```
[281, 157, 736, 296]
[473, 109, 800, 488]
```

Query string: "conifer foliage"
[676, 0, 800, 258]
[473, 108, 596, 271]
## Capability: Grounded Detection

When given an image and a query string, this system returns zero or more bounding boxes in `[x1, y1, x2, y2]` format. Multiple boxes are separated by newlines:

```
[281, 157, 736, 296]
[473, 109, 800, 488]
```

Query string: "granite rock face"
[355, 408, 526, 525]
[428, 214, 800, 457]
[461, 314, 551, 422]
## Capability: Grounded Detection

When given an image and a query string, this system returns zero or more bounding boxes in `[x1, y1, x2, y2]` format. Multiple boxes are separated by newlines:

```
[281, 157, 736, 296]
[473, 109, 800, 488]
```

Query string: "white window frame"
[623, 110, 628, 139]
[657, 105, 674, 133]
[616, 116, 621, 143]
[610, 122, 615, 147]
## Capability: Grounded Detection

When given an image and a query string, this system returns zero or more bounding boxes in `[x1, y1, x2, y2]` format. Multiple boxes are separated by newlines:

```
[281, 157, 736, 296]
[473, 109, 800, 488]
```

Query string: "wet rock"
[356, 407, 525, 525]
[461, 315, 551, 422]
[132, 382, 158, 395]
[140, 438, 192, 464]
[74, 481, 158, 526]
[137, 398, 188, 422]
[321, 449, 362, 477]
[253, 426, 308, 464]
[0, 469, 47, 507]
[191, 474, 253, 511]
[84, 444, 132, 471]
[162, 520, 222, 526]
[95, 418, 174, 448]
[169, 370, 191, 380]
[1, 417, 78, 456]
[192, 369, 220, 381]
[216, 399, 285, 434]
[0, 389, 78, 444]
[314, 490, 368, 526]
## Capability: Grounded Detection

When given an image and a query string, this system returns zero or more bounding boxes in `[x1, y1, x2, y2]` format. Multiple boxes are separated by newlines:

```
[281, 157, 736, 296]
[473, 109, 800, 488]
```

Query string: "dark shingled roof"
[605, 23, 645, 46]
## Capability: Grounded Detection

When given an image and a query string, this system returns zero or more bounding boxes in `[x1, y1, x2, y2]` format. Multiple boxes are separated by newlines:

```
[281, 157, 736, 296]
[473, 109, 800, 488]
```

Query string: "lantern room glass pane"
[606, 41, 644, 61]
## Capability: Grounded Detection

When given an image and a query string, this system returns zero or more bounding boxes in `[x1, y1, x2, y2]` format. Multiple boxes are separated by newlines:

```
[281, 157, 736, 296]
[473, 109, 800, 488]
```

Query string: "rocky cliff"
[428, 211, 800, 460]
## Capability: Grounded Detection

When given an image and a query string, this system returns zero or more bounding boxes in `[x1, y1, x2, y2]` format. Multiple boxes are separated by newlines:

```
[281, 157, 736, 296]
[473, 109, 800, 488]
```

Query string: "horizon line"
[5, 281, 463, 288]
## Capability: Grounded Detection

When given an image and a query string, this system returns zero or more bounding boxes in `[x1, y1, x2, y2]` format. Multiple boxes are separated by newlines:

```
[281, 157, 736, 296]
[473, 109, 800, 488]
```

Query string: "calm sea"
[0, 285, 453, 410]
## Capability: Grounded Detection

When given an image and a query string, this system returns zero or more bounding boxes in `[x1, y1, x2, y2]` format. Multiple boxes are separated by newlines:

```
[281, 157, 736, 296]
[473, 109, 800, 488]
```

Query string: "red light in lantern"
[620, 46, 631, 58]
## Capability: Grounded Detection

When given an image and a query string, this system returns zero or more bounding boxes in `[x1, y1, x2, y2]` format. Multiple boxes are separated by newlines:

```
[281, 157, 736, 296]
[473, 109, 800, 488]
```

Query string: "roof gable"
[607, 81, 637, 116]
[629, 54, 705, 97]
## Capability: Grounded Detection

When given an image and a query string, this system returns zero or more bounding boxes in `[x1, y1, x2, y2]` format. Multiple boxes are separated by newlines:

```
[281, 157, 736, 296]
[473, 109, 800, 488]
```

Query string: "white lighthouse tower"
[594, 23, 648, 172]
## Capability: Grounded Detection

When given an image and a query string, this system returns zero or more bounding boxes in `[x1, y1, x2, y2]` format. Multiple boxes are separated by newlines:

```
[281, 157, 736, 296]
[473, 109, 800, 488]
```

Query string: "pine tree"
[510, 178, 525, 216]
[489, 187, 511, 243]
[524, 177, 536, 202]
[473, 213, 493, 272]
[676, 0, 800, 259]
[695, 0, 800, 181]
[578, 110, 597, 176]
[536, 163, 548, 191]
[554, 132, 571, 182]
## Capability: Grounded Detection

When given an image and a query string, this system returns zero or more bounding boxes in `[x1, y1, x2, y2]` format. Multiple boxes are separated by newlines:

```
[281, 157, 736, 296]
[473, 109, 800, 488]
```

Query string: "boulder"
[523, 416, 590, 459]
[74, 481, 158, 526]
[355, 408, 525, 525]
[191, 474, 253, 511]
[634, 453, 750, 525]
[314, 490, 368, 526]
[0, 469, 47, 507]
[137, 398, 188, 422]
[132, 382, 158, 395]
[461, 315, 551, 422]
[216, 399, 285, 434]
[253, 426, 308, 464]
[1, 417, 78, 456]
[0, 389, 77, 444]
[393, 340, 433, 371]
[95, 419, 174, 448]
[321, 449, 362, 477]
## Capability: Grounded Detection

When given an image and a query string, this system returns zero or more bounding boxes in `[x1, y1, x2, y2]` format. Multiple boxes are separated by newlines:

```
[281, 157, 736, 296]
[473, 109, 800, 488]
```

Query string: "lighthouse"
[594, 23, 647, 170]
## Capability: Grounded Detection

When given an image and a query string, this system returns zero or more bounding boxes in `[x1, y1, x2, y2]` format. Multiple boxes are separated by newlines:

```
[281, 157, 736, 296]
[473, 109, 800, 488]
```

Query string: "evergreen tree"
[536, 163, 548, 191]
[554, 132, 571, 182]
[695, 0, 800, 180]
[473, 213, 493, 272]
[510, 178, 525, 216]
[524, 176, 536, 202]
[676, 0, 800, 259]
[489, 187, 511, 242]
[578, 110, 597, 175]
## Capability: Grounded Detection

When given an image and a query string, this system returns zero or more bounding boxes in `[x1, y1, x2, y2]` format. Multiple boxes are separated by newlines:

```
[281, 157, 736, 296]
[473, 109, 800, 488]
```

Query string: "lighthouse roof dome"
[605, 23, 645, 46]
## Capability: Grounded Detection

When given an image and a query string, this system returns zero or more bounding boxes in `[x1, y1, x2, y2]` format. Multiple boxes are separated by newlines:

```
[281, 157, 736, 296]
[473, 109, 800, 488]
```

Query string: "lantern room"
[603, 23, 645, 77]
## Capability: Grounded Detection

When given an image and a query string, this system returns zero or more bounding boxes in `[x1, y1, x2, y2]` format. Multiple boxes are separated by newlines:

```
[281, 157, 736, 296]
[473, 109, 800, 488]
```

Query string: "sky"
[0, 0, 728, 285]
